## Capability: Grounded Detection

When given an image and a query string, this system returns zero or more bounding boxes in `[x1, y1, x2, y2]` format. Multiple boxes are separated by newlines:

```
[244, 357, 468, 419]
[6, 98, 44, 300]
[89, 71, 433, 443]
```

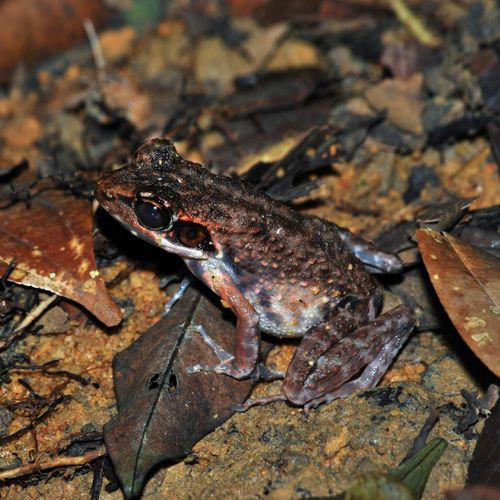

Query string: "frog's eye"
[175, 221, 213, 251]
[134, 198, 172, 230]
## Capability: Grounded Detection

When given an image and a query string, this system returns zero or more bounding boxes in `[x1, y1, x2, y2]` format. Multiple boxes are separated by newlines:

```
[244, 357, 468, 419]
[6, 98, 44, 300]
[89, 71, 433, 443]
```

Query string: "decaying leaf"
[103, 286, 255, 498]
[416, 228, 500, 377]
[0, 189, 122, 326]
[0, 0, 109, 80]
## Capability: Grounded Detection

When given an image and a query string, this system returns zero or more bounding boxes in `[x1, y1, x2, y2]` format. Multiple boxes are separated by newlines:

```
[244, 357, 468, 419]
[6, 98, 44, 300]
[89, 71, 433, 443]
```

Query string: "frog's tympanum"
[95, 139, 415, 409]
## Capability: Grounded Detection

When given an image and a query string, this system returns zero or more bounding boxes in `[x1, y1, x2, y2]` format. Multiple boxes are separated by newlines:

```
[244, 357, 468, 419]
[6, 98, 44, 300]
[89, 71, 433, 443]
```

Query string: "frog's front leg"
[189, 275, 260, 379]
[336, 226, 403, 274]
[283, 303, 415, 407]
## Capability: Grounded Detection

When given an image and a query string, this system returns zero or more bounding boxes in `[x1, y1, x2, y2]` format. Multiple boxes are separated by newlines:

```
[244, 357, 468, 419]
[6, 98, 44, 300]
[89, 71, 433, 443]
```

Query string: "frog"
[95, 138, 415, 409]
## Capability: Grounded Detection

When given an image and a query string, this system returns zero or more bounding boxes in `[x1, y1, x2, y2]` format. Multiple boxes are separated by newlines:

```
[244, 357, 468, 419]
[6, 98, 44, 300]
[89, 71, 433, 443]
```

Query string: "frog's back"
[209, 196, 379, 337]
[132, 139, 378, 337]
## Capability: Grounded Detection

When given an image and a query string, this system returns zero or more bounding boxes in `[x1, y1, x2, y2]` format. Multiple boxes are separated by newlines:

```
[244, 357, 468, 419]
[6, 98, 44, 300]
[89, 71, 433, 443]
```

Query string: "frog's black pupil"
[135, 200, 171, 229]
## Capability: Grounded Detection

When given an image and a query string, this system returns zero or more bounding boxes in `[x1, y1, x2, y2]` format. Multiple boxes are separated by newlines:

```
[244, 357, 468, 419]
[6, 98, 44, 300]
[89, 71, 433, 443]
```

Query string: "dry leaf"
[104, 287, 254, 498]
[416, 228, 500, 377]
[0, 190, 122, 326]
[0, 0, 109, 80]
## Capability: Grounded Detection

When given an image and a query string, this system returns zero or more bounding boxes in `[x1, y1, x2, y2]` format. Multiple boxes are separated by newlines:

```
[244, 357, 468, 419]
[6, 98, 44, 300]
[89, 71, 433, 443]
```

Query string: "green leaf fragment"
[390, 437, 448, 500]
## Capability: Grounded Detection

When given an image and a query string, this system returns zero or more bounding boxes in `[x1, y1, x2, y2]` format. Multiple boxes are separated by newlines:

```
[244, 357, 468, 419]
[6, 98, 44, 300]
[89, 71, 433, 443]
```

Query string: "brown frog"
[95, 139, 415, 409]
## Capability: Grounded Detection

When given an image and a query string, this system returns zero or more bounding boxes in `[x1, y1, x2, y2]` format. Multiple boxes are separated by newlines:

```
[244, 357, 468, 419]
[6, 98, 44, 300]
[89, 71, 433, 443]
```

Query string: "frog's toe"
[234, 393, 287, 412]
[186, 360, 230, 375]
[187, 358, 253, 379]
[162, 276, 192, 316]
[189, 324, 233, 363]
[302, 394, 336, 413]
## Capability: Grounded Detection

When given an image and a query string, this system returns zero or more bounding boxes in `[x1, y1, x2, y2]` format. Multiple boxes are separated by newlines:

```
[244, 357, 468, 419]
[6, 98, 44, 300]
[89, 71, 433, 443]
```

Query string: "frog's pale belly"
[186, 257, 332, 339]
[248, 286, 328, 338]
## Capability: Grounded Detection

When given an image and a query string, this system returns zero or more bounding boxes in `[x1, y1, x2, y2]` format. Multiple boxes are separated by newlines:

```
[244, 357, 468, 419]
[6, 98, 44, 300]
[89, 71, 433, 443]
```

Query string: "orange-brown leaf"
[0, 0, 109, 80]
[416, 228, 500, 377]
[0, 190, 122, 326]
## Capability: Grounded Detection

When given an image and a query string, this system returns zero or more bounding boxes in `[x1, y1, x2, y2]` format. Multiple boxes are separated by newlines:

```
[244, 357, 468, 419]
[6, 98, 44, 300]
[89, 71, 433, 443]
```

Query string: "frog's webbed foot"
[253, 364, 285, 381]
[187, 325, 236, 374]
[188, 286, 260, 379]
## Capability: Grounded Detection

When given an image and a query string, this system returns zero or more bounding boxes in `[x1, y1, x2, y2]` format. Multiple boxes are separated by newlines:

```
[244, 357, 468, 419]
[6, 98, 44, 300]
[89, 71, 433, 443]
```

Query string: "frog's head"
[95, 138, 218, 260]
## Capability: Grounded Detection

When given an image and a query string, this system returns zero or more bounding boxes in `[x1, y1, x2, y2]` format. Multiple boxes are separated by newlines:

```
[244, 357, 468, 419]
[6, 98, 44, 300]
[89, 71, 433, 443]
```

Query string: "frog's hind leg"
[283, 304, 415, 409]
[237, 297, 377, 411]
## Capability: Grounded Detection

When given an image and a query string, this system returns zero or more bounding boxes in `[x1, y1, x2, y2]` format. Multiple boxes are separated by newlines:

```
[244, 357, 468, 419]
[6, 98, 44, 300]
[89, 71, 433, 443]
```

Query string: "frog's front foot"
[162, 276, 192, 316]
[187, 325, 252, 379]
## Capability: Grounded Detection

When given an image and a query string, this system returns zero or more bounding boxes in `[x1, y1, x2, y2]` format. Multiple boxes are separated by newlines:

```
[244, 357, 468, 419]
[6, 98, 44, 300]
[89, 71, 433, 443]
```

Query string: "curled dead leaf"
[416, 228, 500, 377]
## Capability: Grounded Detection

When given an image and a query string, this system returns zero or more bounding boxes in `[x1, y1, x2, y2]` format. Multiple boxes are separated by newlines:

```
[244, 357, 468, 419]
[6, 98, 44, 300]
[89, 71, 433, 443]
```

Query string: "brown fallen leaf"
[0, 189, 122, 326]
[416, 228, 500, 377]
[103, 286, 255, 498]
[0, 0, 109, 80]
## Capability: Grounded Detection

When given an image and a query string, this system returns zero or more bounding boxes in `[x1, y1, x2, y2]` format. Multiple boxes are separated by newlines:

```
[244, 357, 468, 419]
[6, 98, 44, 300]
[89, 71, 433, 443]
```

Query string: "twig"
[0, 448, 106, 481]
[13, 293, 58, 334]
[84, 18, 106, 81]
[0, 293, 58, 352]
[388, 0, 441, 48]
[106, 262, 139, 289]
[0, 362, 88, 386]
[0, 395, 71, 446]
[90, 457, 105, 500]
[401, 409, 439, 462]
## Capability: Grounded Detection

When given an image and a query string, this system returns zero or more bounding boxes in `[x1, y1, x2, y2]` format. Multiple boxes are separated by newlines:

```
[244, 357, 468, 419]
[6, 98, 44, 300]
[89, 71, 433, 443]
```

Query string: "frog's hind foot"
[234, 393, 287, 412]
[303, 321, 412, 412]
[285, 304, 416, 411]
[252, 364, 285, 381]
[187, 324, 234, 372]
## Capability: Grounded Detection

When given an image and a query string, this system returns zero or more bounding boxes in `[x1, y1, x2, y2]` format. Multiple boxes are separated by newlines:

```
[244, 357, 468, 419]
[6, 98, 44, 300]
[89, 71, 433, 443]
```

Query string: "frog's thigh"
[283, 304, 415, 405]
[283, 298, 373, 396]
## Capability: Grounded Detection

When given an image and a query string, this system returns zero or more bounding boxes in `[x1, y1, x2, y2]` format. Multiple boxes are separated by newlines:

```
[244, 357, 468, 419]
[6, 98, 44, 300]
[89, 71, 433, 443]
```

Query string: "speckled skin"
[96, 139, 415, 408]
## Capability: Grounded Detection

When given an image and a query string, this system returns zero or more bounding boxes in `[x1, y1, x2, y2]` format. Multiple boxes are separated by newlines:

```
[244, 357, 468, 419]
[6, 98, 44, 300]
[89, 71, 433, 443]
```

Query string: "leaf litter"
[0, 189, 122, 327]
[0, 0, 500, 498]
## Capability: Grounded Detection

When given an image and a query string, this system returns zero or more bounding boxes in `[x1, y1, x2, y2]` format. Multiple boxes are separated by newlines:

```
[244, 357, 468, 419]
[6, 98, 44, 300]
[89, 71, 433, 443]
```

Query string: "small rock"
[99, 26, 136, 63]
[0, 116, 42, 149]
[328, 46, 365, 78]
[195, 37, 253, 91]
[36, 305, 69, 334]
[266, 39, 322, 72]
[324, 427, 349, 458]
[365, 74, 425, 135]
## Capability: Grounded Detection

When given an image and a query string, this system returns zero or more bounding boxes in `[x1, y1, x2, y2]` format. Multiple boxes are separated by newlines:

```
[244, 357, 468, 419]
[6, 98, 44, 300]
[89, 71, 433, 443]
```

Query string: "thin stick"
[84, 18, 106, 81]
[388, 0, 441, 48]
[0, 448, 106, 481]
[13, 294, 58, 334]
[0, 294, 58, 352]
